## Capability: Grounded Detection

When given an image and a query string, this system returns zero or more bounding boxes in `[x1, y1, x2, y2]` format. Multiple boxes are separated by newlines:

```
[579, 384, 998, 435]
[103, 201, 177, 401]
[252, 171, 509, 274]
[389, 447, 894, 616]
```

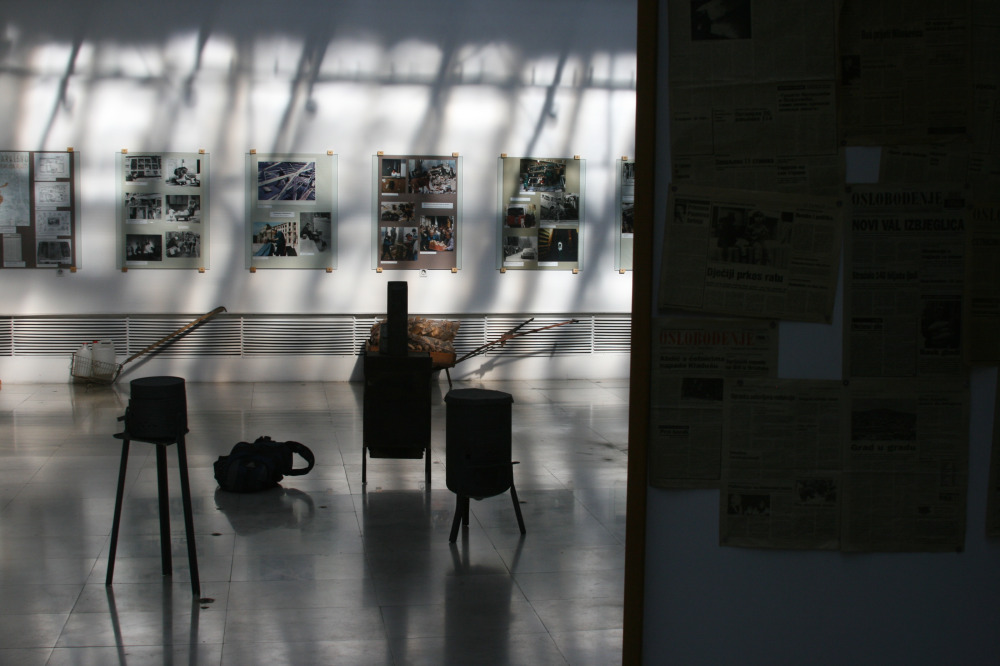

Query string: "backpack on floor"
[213, 436, 315, 493]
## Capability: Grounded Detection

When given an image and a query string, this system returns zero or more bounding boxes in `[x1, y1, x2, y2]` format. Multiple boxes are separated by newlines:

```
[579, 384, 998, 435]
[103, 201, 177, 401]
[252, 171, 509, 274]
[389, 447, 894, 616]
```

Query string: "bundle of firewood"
[367, 317, 460, 357]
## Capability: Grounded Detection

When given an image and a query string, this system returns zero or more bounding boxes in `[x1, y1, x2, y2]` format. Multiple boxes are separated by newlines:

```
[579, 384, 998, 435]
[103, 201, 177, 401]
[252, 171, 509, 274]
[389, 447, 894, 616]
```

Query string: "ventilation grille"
[126, 317, 242, 357]
[0, 313, 630, 359]
[243, 317, 358, 356]
[13, 318, 129, 356]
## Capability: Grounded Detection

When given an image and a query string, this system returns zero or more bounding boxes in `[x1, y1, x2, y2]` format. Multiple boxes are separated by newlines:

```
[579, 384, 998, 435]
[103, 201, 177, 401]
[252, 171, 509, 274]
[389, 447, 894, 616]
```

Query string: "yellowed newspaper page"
[838, 0, 972, 146]
[668, 0, 842, 194]
[719, 379, 844, 550]
[649, 317, 779, 489]
[658, 186, 841, 323]
[844, 185, 969, 378]
[842, 378, 969, 552]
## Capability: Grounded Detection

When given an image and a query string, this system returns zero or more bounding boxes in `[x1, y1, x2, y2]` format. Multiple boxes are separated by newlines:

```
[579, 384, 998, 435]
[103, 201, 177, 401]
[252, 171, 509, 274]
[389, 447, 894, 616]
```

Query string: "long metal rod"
[452, 318, 580, 365]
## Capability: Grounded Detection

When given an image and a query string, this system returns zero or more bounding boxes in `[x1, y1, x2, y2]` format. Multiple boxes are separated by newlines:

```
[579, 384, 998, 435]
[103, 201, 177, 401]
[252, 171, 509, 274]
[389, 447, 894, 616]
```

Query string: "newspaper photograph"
[838, 2, 972, 146]
[649, 317, 778, 489]
[844, 185, 969, 378]
[719, 379, 844, 550]
[986, 372, 1000, 538]
[964, 202, 1000, 365]
[668, 0, 842, 193]
[658, 186, 841, 323]
[841, 378, 969, 552]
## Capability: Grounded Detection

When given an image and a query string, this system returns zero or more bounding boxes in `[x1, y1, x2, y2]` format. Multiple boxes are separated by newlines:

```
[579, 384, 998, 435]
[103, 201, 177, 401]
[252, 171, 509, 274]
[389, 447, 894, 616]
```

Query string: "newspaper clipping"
[967, 0, 1000, 193]
[668, 0, 842, 193]
[649, 317, 778, 489]
[842, 378, 969, 552]
[987, 372, 1000, 538]
[964, 202, 1000, 365]
[720, 379, 844, 550]
[658, 186, 841, 323]
[838, 2, 972, 146]
[844, 185, 969, 378]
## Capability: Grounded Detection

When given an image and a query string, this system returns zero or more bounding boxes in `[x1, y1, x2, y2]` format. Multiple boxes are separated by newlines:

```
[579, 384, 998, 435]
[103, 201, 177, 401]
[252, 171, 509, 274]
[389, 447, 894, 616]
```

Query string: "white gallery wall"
[0, 0, 636, 381]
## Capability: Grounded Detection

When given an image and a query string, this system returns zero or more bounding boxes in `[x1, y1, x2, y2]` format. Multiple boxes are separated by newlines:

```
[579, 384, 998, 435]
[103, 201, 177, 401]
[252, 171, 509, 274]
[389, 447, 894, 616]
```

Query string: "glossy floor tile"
[0, 380, 627, 665]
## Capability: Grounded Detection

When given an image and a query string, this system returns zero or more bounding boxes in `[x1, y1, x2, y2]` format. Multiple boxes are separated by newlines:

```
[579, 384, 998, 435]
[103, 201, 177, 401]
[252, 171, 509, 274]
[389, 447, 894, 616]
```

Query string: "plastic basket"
[71, 352, 121, 384]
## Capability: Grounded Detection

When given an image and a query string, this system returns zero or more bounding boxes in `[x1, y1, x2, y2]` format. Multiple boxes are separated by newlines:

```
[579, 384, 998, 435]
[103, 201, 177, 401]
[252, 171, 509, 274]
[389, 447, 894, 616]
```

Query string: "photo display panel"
[0, 150, 79, 269]
[373, 154, 460, 271]
[246, 152, 338, 270]
[617, 158, 635, 271]
[497, 155, 585, 271]
[117, 151, 209, 269]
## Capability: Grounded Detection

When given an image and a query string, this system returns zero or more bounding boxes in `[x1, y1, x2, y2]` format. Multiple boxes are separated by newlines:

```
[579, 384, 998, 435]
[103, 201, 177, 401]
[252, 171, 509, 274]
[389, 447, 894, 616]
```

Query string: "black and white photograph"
[418, 215, 454, 252]
[519, 159, 566, 192]
[298, 212, 331, 254]
[796, 478, 837, 506]
[164, 157, 201, 186]
[920, 298, 962, 351]
[690, 0, 752, 41]
[680, 376, 724, 401]
[851, 402, 917, 442]
[36, 210, 71, 236]
[34, 181, 70, 206]
[407, 158, 456, 194]
[710, 206, 791, 267]
[165, 230, 201, 259]
[621, 201, 634, 234]
[257, 161, 316, 201]
[125, 233, 162, 262]
[538, 228, 578, 262]
[35, 239, 72, 265]
[124, 193, 162, 221]
[727, 493, 770, 515]
[123, 154, 162, 182]
[621, 159, 636, 186]
[540, 191, 580, 223]
[503, 234, 538, 262]
[34, 152, 71, 180]
[165, 194, 201, 222]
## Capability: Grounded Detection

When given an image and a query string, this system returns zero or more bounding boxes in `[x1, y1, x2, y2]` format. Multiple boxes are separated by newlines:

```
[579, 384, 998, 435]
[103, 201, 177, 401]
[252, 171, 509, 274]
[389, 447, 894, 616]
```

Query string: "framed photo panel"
[372, 154, 460, 271]
[117, 151, 209, 269]
[617, 158, 635, 271]
[246, 152, 338, 269]
[497, 156, 584, 271]
[0, 150, 80, 268]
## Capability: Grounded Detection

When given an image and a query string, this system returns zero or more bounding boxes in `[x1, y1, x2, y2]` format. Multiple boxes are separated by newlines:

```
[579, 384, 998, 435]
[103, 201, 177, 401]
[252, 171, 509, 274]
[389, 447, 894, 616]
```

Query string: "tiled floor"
[0, 379, 627, 665]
